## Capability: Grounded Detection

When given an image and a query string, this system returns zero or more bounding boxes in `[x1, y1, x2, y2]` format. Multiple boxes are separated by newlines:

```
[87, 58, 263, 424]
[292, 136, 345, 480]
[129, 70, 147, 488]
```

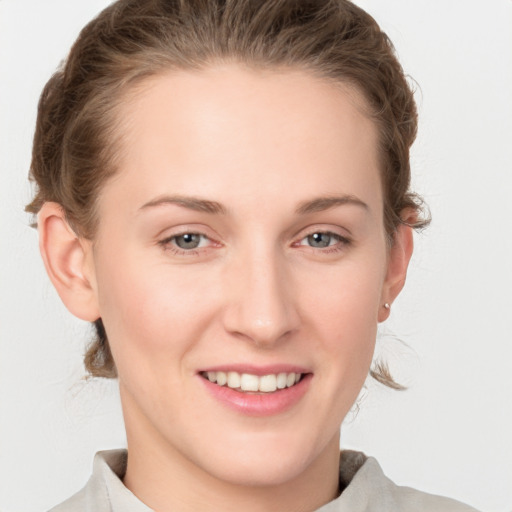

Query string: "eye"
[301, 232, 343, 248]
[173, 233, 206, 250]
[160, 232, 211, 251]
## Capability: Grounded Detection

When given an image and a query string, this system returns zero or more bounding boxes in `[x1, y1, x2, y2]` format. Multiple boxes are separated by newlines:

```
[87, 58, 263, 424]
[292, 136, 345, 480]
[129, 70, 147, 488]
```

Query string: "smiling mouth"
[200, 371, 304, 393]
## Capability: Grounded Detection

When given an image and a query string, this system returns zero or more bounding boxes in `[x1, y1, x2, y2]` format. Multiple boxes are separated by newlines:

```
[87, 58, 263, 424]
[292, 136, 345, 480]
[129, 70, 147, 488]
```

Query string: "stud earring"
[383, 303, 391, 310]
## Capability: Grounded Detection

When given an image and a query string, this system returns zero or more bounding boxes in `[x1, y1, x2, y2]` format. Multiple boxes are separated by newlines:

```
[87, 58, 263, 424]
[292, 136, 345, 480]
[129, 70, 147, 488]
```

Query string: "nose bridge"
[223, 241, 298, 345]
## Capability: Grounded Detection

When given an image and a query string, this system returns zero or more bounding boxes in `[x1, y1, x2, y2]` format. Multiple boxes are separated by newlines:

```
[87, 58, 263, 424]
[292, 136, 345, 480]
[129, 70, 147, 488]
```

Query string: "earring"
[383, 303, 391, 310]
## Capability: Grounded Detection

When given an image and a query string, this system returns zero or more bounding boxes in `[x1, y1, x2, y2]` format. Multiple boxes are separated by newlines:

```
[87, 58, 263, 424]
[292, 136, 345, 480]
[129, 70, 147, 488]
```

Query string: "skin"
[38, 65, 413, 512]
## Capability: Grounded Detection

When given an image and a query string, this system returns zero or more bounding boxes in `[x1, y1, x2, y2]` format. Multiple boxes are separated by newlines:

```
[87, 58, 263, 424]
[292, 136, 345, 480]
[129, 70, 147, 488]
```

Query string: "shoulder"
[48, 488, 89, 512]
[50, 449, 480, 512]
[361, 456, 480, 512]
[47, 450, 142, 512]
[321, 450, 481, 512]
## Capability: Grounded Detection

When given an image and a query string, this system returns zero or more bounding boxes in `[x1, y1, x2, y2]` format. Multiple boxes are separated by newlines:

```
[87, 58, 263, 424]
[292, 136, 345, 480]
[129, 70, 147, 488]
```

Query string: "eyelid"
[293, 225, 352, 244]
[156, 224, 351, 257]
[157, 225, 222, 256]
[160, 232, 210, 248]
[297, 232, 344, 245]
[156, 223, 219, 242]
[291, 226, 353, 256]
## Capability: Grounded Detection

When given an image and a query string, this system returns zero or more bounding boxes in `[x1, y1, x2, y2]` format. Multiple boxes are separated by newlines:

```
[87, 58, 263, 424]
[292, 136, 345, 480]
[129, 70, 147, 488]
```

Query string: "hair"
[27, 0, 429, 385]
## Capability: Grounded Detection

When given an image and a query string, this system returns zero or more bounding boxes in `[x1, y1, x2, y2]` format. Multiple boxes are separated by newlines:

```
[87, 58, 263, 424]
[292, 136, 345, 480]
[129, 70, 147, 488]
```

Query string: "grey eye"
[174, 233, 202, 249]
[306, 232, 336, 248]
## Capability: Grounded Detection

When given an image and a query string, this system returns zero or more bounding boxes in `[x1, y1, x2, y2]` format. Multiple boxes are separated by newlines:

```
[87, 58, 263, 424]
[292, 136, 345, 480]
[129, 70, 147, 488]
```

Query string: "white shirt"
[49, 450, 480, 511]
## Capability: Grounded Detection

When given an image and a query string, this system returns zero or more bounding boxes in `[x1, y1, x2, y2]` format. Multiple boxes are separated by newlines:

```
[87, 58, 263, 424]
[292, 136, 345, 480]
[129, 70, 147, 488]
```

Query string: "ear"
[37, 202, 100, 322]
[378, 216, 415, 322]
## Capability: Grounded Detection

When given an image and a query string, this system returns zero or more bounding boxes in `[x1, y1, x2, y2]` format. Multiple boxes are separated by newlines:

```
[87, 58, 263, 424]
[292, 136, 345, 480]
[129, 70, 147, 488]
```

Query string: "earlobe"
[378, 220, 414, 322]
[38, 202, 100, 322]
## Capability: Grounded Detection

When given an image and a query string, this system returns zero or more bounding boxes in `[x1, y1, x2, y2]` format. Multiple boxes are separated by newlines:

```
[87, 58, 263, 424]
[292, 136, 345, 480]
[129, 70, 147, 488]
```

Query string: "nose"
[221, 248, 300, 347]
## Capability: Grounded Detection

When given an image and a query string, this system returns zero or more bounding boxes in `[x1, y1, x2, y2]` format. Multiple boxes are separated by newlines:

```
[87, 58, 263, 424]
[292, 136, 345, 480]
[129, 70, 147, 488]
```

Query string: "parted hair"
[27, 0, 428, 387]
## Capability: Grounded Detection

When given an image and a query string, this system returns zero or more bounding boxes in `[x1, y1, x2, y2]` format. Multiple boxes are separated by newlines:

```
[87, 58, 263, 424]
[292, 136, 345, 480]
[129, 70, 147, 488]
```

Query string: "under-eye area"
[200, 371, 305, 393]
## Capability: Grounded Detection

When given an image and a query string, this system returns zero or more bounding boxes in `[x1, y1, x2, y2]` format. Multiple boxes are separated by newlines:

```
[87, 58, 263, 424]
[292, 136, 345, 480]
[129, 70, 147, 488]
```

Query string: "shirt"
[49, 449, 480, 511]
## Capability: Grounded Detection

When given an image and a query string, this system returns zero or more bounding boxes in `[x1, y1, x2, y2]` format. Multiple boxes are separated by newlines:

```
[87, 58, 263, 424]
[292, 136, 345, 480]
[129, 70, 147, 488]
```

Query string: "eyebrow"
[139, 193, 368, 216]
[295, 195, 369, 215]
[139, 195, 227, 215]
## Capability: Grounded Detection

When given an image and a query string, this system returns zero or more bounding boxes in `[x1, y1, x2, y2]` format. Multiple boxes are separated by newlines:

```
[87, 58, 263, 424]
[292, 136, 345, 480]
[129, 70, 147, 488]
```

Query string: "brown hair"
[27, 0, 429, 385]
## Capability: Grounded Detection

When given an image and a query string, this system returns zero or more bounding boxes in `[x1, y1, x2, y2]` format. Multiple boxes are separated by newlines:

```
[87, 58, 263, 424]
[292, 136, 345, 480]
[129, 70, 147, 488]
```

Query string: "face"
[86, 66, 397, 486]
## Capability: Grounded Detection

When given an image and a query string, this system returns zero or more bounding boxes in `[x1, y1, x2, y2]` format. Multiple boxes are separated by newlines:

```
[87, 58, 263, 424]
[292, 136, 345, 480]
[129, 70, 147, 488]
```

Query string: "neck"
[124, 444, 340, 512]
[122, 400, 341, 512]
[124, 440, 340, 512]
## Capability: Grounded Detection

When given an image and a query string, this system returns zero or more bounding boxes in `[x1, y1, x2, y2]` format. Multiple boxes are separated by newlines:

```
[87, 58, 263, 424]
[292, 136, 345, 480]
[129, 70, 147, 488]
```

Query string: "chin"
[186, 428, 335, 488]
[204, 452, 310, 487]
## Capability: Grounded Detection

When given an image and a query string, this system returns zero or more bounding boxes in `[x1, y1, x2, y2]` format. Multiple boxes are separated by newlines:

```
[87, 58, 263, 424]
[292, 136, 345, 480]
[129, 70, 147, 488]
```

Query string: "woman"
[24, 0, 480, 511]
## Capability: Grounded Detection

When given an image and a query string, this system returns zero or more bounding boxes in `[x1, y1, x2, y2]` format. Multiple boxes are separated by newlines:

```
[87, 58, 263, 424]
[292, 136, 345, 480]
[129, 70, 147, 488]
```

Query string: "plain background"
[1, 1, 511, 511]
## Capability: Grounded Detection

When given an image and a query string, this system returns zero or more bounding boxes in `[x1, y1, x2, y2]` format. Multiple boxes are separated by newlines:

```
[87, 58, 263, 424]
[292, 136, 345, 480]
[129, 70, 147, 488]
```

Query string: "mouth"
[198, 367, 312, 416]
[199, 371, 305, 394]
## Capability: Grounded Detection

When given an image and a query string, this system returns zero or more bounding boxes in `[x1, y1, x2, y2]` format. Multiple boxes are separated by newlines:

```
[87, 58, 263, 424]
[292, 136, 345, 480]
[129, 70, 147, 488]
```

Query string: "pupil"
[176, 233, 200, 249]
[308, 233, 330, 248]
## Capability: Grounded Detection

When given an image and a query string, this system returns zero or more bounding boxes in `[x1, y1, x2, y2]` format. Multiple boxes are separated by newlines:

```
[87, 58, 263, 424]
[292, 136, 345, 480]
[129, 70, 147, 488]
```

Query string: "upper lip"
[198, 364, 310, 376]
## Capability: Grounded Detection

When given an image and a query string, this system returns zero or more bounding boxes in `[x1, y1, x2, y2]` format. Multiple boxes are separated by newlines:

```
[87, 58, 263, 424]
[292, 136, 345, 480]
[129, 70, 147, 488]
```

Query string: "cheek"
[318, 289, 378, 378]
[313, 280, 380, 422]
[301, 252, 385, 380]
[304, 255, 385, 334]
[92, 248, 217, 376]
[93, 235, 386, 384]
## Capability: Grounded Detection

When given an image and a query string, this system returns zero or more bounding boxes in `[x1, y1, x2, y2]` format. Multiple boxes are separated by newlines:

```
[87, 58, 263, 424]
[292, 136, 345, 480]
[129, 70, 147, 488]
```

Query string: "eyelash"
[295, 231, 351, 254]
[158, 232, 214, 256]
[158, 230, 351, 256]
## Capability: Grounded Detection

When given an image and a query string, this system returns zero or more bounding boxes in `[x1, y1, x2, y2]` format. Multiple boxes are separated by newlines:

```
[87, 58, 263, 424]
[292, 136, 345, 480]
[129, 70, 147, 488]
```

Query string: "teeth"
[240, 373, 259, 391]
[204, 371, 303, 393]
[276, 373, 287, 389]
[259, 374, 277, 392]
[227, 371, 241, 389]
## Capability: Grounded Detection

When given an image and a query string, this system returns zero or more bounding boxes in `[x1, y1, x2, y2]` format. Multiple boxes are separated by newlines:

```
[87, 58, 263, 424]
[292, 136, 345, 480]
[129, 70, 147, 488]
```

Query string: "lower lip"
[199, 374, 312, 417]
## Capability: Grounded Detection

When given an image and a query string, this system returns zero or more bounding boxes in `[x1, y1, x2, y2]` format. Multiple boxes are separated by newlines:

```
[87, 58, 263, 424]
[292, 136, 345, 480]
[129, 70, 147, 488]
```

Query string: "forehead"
[100, 65, 382, 217]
